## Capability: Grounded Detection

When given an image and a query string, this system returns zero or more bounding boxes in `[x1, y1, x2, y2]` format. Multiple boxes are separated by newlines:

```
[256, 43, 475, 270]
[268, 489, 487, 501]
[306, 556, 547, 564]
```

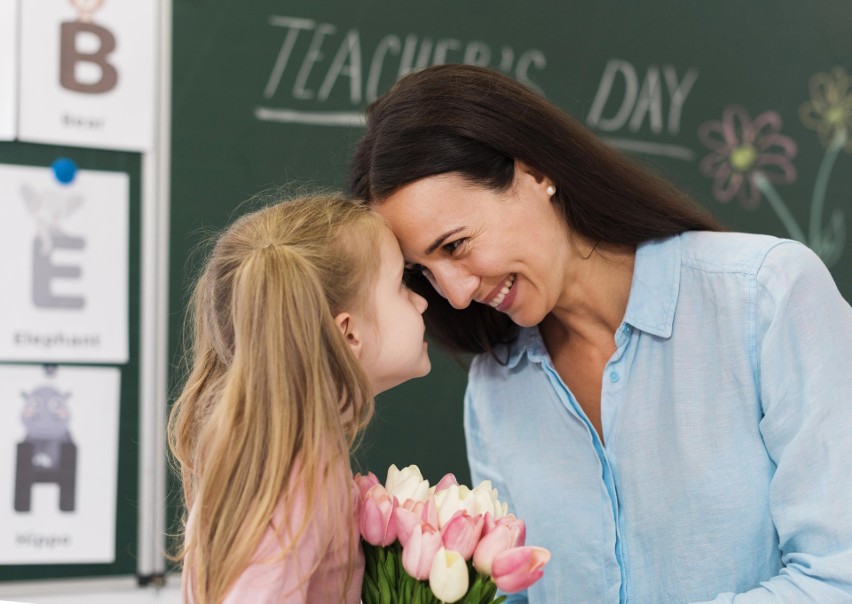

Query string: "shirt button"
[609, 371, 620, 383]
[624, 325, 632, 334]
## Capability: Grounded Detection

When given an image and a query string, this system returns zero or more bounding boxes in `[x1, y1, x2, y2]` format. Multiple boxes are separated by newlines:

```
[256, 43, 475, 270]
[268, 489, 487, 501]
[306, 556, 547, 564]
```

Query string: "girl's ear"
[334, 312, 363, 359]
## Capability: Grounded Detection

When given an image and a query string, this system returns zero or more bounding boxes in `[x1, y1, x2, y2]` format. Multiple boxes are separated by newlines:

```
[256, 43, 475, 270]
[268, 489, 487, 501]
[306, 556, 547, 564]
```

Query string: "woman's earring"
[546, 185, 557, 197]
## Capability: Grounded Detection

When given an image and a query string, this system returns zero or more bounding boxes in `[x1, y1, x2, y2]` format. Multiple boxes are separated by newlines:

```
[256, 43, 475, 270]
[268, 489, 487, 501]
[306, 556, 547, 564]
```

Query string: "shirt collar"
[504, 234, 682, 367]
[622, 234, 681, 339]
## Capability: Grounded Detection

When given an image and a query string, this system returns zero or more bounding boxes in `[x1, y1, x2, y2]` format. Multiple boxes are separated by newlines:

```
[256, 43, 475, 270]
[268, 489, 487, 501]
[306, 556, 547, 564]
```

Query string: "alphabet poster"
[0, 364, 120, 564]
[0, 0, 17, 140]
[0, 163, 129, 364]
[18, 1, 156, 151]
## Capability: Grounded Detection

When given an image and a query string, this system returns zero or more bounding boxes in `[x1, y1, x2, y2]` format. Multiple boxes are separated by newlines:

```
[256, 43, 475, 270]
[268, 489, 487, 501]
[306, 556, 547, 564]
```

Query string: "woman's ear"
[515, 160, 555, 197]
[515, 159, 545, 183]
[334, 312, 363, 358]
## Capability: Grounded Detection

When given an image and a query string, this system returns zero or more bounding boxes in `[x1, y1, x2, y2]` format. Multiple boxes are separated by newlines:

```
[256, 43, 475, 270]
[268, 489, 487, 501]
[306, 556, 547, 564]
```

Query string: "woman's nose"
[426, 266, 477, 309]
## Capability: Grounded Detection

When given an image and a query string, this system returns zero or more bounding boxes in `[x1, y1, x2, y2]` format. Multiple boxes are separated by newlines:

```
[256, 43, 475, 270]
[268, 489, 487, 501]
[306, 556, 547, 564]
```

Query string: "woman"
[349, 64, 852, 603]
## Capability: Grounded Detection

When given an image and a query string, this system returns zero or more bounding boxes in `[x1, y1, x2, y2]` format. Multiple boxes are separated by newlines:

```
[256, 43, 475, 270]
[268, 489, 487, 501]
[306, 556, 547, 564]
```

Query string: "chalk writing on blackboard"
[257, 15, 546, 127]
[587, 58, 699, 161]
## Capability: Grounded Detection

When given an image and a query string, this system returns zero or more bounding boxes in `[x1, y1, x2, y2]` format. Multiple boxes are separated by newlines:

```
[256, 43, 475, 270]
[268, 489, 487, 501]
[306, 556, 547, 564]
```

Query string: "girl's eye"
[404, 263, 435, 283]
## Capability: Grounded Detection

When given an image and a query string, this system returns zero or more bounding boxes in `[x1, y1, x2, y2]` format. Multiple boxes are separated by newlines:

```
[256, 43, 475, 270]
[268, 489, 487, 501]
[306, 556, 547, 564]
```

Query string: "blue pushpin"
[51, 157, 78, 185]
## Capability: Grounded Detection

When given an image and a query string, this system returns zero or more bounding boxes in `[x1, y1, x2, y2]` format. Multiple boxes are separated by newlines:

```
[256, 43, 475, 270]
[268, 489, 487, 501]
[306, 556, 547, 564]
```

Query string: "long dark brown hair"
[349, 64, 723, 355]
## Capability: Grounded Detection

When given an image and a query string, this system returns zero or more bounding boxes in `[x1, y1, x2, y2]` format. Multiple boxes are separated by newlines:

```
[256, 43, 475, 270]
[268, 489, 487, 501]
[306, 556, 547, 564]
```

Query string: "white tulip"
[384, 464, 430, 505]
[434, 481, 508, 528]
[429, 547, 469, 603]
[470, 480, 508, 519]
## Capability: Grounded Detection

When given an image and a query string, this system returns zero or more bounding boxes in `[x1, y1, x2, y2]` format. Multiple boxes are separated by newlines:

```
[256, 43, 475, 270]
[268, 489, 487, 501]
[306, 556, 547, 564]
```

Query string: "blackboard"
[0, 142, 141, 581]
[169, 0, 852, 511]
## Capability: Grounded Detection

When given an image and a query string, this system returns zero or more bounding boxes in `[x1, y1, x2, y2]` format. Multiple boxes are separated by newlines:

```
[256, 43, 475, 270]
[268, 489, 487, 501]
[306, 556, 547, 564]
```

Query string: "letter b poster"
[0, 164, 128, 364]
[18, 1, 156, 151]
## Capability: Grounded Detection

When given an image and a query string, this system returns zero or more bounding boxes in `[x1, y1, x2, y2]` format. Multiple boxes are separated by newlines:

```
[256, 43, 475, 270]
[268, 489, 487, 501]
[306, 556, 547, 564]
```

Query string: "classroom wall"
[1, 0, 850, 586]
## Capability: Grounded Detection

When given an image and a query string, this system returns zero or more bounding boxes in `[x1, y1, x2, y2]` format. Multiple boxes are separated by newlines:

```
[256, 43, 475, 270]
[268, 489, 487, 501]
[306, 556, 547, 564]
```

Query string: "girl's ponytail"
[169, 195, 382, 603]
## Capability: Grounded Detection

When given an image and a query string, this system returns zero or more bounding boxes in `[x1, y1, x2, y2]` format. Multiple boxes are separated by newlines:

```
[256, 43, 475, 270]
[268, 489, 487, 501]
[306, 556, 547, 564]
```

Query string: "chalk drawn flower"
[800, 66, 852, 153]
[698, 106, 797, 209]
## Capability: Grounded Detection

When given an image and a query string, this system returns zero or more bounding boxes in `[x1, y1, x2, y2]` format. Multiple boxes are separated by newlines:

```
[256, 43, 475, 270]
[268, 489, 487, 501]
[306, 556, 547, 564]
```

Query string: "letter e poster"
[0, 163, 129, 364]
[18, 1, 156, 150]
[0, 364, 120, 564]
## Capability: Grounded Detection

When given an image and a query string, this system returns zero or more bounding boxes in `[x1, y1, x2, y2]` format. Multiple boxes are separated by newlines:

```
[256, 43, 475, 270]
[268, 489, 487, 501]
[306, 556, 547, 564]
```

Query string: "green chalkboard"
[169, 0, 852, 508]
[0, 142, 141, 581]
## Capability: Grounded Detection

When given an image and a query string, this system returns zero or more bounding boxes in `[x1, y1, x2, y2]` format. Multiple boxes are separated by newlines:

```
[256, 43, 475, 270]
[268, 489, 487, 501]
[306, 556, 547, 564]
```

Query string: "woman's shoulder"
[678, 232, 843, 311]
[678, 231, 807, 276]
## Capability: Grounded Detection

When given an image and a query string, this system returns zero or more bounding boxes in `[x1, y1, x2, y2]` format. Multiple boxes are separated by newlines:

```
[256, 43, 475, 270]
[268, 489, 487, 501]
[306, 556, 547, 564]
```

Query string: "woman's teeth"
[488, 274, 516, 308]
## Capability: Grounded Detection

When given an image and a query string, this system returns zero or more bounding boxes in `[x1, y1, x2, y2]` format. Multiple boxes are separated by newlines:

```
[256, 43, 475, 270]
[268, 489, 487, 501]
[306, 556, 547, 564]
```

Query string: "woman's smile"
[479, 273, 517, 310]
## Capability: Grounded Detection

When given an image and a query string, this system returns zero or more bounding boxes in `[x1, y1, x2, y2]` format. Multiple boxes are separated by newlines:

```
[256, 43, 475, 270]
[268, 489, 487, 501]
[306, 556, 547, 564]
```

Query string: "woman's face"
[374, 165, 572, 327]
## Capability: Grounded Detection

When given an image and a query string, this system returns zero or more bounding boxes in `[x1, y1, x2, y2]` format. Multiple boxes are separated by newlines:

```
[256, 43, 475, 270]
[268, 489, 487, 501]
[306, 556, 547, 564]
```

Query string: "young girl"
[168, 194, 430, 603]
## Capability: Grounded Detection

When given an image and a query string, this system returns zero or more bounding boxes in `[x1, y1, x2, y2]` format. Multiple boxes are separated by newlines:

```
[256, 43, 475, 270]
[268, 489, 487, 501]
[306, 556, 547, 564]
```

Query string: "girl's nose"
[411, 290, 428, 314]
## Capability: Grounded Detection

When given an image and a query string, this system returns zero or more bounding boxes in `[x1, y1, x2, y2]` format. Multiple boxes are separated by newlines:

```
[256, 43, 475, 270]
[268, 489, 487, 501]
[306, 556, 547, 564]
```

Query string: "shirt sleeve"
[694, 241, 852, 603]
[464, 357, 529, 604]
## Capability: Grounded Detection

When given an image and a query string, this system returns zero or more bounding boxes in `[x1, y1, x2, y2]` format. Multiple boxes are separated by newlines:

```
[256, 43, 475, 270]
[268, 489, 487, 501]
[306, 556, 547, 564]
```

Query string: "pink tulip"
[434, 473, 459, 493]
[441, 510, 485, 560]
[359, 485, 398, 546]
[494, 514, 526, 545]
[472, 518, 525, 575]
[481, 512, 497, 537]
[491, 546, 551, 593]
[394, 495, 439, 546]
[401, 523, 443, 580]
[419, 495, 439, 530]
[354, 472, 380, 500]
[393, 506, 421, 547]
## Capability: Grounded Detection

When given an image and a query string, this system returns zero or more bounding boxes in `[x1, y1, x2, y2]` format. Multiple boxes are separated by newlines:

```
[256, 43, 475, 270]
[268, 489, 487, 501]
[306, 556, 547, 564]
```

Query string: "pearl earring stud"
[546, 185, 556, 197]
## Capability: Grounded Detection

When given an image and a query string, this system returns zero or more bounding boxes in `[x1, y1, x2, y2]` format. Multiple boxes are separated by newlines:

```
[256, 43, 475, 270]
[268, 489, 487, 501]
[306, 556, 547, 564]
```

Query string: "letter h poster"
[18, 1, 156, 151]
[0, 364, 120, 564]
[0, 163, 128, 364]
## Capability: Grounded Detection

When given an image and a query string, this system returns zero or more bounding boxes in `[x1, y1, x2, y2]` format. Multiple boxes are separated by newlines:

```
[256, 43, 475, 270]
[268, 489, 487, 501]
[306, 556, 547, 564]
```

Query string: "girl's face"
[374, 166, 571, 328]
[354, 226, 431, 395]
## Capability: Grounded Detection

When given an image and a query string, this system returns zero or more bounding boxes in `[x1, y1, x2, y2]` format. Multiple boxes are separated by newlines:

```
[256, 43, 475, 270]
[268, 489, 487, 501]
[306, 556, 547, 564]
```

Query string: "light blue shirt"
[464, 232, 852, 603]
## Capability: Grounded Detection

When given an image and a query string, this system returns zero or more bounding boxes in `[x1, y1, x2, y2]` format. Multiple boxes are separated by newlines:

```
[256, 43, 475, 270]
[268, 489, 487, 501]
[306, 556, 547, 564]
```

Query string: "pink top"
[182, 478, 364, 603]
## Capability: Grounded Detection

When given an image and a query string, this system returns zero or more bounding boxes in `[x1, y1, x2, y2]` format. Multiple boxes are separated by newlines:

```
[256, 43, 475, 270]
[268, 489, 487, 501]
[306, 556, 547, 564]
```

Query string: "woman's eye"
[443, 239, 465, 254]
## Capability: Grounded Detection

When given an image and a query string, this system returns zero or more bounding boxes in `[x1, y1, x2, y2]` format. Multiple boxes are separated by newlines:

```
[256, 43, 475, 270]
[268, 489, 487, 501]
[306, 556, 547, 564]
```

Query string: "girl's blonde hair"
[168, 194, 383, 603]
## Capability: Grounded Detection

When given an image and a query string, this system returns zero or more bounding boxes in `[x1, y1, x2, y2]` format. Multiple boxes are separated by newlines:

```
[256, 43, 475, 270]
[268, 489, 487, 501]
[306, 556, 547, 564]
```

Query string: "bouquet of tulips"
[355, 464, 550, 604]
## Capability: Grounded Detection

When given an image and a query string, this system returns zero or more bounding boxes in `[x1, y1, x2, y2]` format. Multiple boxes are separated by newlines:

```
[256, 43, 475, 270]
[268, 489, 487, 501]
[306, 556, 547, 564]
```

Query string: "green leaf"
[466, 576, 482, 604]
[362, 569, 380, 604]
[378, 572, 392, 604]
[401, 569, 416, 602]
[478, 574, 499, 604]
[383, 547, 397, 587]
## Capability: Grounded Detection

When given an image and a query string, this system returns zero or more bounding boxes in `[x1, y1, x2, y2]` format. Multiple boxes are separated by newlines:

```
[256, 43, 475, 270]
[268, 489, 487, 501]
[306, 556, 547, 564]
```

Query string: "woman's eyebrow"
[424, 227, 465, 256]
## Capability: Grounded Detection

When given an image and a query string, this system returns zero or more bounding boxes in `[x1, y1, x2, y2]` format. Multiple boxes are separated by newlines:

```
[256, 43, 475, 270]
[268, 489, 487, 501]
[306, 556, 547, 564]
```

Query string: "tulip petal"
[429, 547, 470, 603]
[492, 546, 551, 593]
[434, 473, 458, 492]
